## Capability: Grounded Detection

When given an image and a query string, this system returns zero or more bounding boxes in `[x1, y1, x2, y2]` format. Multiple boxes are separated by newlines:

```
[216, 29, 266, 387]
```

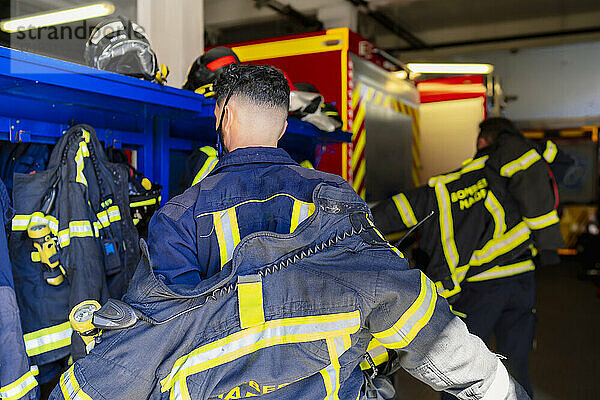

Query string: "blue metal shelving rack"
[0, 46, 351, 200]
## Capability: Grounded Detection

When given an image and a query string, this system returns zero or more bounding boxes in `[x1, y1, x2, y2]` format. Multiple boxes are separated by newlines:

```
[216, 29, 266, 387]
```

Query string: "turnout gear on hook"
[9, 125, 139, 383]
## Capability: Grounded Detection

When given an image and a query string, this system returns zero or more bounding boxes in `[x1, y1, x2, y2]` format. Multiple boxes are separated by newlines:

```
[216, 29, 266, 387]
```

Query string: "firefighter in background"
[477, 117, 571, 265]
[371, 154, 538, 397]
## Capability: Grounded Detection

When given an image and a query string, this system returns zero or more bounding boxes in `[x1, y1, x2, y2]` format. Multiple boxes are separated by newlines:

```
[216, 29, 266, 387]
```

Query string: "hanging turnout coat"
[9, 125, 139, 381]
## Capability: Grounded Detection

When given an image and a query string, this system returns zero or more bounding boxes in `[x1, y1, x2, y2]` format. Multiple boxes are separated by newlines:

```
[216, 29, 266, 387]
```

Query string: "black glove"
[538, 249, 560, 267]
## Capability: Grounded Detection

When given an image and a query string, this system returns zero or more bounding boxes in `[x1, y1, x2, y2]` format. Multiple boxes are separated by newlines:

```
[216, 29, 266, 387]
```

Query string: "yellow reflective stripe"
[59, 365, 92, 400]
[130, 198, 159, 208]
[300, 160, 315, 169]
[543, 140, 557, 163]
[467, 260, 535, 282]
[372, 273, 437, 349]
[238, 275, 265, 329]
[0, 366, 38, 400]
[213, 208, 241, 269]
[12, 213, 59, 234]
[191, 156, 219, 186]
[96, 206, 121, 227]
[391, 193, 417, 228]
[321, 336, 347, 400]
[74, 130, 91, 187]
[24, 321, 72, 357]
[197, 193, 312, 218]
[500, 149, 541, 177]
[523, 210, 559, 230]
[469, 222, 530, 267]
[290, 199, 316, 233]
[360, 338, 389, 370]
[31, 251, 41, 262]
[428, 156, 488, 186]
[67, 221, 95, 238]
[434, 182, 459, 273]
[160, 310, 361, 392]
[484, 191, 506, 238]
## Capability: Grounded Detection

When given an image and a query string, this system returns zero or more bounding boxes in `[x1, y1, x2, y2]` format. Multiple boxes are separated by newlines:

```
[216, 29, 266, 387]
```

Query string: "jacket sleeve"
[147, 204, 203, 284]
[371, 185, 431, 235]
[492, 135, 563, 250]
[366, 268, 529, 399]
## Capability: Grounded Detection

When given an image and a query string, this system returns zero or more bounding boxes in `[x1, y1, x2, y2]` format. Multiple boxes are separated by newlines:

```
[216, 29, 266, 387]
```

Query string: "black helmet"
[84, 16, 166, 82]
[182, 47, 240, 94]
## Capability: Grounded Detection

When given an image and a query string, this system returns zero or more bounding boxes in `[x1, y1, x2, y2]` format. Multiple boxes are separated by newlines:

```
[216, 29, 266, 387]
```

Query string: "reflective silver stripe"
[500, 149, 541, 177]
[24, 322, 72, 357]
[428, 156, 488, 186]
[468, 260, 535, 282]
[469, 222, 530, 266]
[543, 140, 557, 163]
[435, 182, 459, 272]
[484, 191, 506, 238]
[372, 273, 437, 349]
[193, 157, 218, 185]
[161, 311, 361, 391]
[59, 366, 93, 400]
[391, 193, 417, 227]
[12, 213, 59, 234]
[213, 208, 240, 268]
[0, 366, 38, 400]
[290, 200, 315, 233]
[523, 210, 559, 230]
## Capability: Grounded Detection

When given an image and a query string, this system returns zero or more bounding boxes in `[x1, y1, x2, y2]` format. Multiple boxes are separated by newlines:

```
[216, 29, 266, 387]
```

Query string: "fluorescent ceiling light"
[407, 63, 494, 74]
[1, 2, 115, 33]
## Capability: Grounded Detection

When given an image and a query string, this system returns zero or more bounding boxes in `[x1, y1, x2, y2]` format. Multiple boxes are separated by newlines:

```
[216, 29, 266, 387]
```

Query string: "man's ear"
[223, 104, 235, 133]
[278, 120, 288, 141]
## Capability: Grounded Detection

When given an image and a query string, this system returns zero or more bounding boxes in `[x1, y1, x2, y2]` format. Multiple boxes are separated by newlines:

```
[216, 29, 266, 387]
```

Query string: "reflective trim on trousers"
[372, 273, 437, 349]
[320, 335, 351, 400]
[0, 366, 38, 400]
[59, 366, 93, 400]
[160, 310, 361, 393]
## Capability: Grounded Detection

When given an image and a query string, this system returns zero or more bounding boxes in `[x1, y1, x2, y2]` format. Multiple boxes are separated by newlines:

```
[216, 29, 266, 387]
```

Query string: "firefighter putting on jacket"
[371, 117, 566, 399]
[51, 65, 529, 400]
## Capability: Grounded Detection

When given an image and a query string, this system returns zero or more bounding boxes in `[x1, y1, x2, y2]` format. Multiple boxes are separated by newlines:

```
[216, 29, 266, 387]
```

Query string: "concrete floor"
[393, 261, 600, 399]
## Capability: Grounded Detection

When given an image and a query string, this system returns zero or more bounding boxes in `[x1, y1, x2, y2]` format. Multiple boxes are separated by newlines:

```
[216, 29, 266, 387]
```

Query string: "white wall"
[137, 0, 204, 88]
[450, 41, 600, 125]
[419, 97, 484, 183]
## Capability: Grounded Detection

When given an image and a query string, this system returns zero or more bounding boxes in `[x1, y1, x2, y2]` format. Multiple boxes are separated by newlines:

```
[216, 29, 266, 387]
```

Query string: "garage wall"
[451, 41, 600, 124]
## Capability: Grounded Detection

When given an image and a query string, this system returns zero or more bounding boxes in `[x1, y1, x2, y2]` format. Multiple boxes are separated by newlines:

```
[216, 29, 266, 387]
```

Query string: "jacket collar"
[212, 147, 298, 174]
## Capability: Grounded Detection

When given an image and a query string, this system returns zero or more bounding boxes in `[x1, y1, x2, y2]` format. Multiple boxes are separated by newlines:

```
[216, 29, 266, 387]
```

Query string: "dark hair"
[478, 117, 521, 145]
[213, 63, 290, 111]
